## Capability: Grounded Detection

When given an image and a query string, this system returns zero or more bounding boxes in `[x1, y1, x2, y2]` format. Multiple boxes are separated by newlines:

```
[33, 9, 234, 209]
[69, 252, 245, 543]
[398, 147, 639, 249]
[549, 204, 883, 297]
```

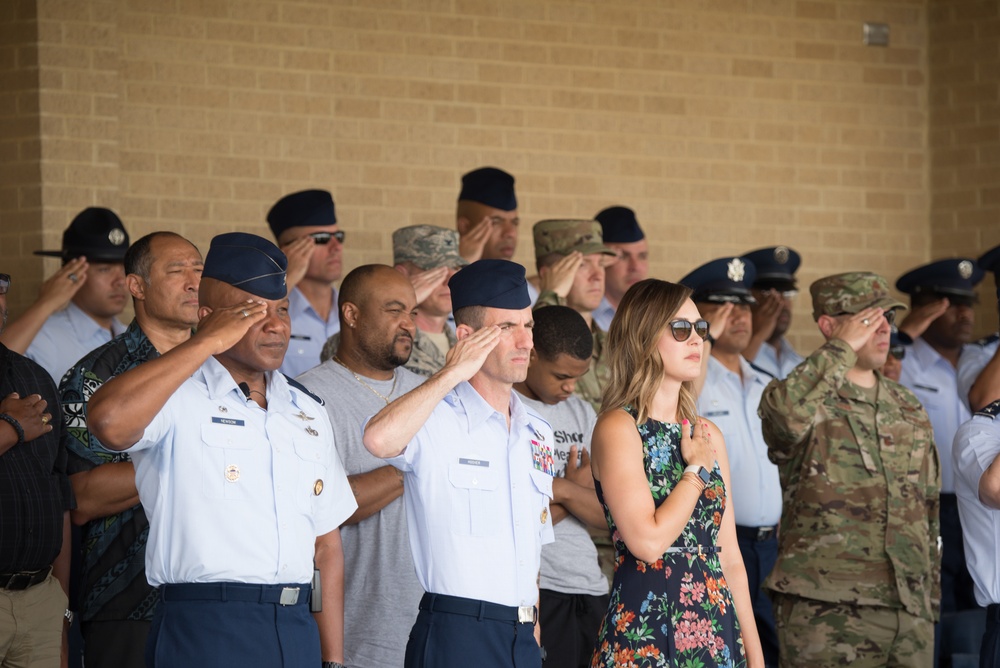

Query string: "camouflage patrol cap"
[532, 219, 616, 259]
[392, 225, 467, 270]
[810, 272, 906, 320]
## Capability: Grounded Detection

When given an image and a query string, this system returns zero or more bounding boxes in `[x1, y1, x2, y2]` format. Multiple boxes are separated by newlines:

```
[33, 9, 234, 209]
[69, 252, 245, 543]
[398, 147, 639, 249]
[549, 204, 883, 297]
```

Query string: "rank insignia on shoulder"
[975, 400, 1000, 420]
[305, 426, 319, 436]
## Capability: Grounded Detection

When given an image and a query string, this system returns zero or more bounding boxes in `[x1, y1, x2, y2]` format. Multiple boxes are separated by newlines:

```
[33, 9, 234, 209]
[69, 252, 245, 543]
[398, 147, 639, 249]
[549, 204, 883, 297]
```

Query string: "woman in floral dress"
[590, 279, 763, 668]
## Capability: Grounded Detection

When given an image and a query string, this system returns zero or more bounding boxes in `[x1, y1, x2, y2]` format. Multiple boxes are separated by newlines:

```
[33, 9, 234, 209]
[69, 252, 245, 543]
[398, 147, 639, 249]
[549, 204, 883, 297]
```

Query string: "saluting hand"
[281, 236, 315, 290]
[408, 266, 450, 304]
[751, 290, 783, 341]
[898, 297, 949, 340]
[705, 302, 734, 342]
[0, 393, 53, 444]
[538, 251, 583, 299]
[459, 217, 492, 264]
[442, 325, 501, 383]
[38, 257, 89, 312]
[829, 306, 884, 352]
[194, 299, 269, 355]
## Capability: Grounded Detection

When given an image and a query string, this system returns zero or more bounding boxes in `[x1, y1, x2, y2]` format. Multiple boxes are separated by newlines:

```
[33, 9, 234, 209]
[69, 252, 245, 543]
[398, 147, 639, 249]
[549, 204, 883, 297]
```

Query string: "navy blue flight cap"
[742, 246, 800, 291]
[458, 167, 517, 211]
[680, 257, 757, 304]
[35, 207, 129, 263]
[595, 206, 645, 244]
[203, 232, 288, 300]
[449, 259, 530, 311]
[266, 189, 336, 239]
[895, 258, 984, 299]
[979, 245, 1000, 274]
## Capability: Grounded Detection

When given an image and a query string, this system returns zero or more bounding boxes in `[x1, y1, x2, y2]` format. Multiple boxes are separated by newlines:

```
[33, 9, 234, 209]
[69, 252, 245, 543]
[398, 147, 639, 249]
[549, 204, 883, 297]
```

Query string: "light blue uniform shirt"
[697, 356, 782, 527]
[899, 337, 971, 494]
[751, 337, 804, 380]
[127, 356, 356, 587]
[592, 296, 615, 333]
[26, 302, 127, 384]
[280, 286, 340, 379]
[957, 337, 999, 410]
[387, 381, 555, 608]
[952, 409, 1000, 606]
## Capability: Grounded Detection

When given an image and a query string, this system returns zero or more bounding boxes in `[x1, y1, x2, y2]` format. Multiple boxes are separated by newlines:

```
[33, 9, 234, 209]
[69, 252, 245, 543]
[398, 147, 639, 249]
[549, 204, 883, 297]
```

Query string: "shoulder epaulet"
[973, 333, 1000, 347]
[975, 399, 1000, 420]
[283, 374, 325, 406]
[748, 361, 775, 380]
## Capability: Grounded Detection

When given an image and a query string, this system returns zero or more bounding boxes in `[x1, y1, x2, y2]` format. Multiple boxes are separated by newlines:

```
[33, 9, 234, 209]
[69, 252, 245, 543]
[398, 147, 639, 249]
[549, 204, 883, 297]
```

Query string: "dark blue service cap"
[895, 258, 984, 299]
[979, 245, 1000, 274]
[449, 259, 530, 311]
[595, 206, 645, 244]
[742, 246, 800, 291]
[680, 257, 757, 304]
[266, 189, 336, 238]
[35, 207, 129, 263]
[458, 167, 517, 211]
[203, 232, 288, 300]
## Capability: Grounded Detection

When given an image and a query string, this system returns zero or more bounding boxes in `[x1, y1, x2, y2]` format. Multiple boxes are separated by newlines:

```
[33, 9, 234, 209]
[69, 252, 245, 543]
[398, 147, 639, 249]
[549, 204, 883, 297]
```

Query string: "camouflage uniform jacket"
[758, 338, 941, 622]
[534, 290, 608, 413]
[404, 326, 457, 378]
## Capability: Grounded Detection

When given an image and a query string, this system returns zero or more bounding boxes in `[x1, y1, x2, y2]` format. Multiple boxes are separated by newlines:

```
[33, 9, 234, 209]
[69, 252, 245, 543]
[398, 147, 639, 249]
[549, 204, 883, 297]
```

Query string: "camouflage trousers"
[772, 593, 933, 667]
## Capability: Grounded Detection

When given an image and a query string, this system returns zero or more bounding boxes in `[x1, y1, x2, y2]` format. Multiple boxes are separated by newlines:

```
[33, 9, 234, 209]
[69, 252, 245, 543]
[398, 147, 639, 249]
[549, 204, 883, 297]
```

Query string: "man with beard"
[759, 272, 939, 666]
[60, 232, 203, 667]
[742, 246, 804, 380]
[532, 220, 617, 413]
[268, 189, 346, 378]
[364, 259, 554, 668]
[456, 167, 520, 264]
[591, 206, 648, 332]
[681, 256, 782, 667]
[86, 233, 355, 668]
[10, 208, 130, 383]
[298, 265, 426, 668]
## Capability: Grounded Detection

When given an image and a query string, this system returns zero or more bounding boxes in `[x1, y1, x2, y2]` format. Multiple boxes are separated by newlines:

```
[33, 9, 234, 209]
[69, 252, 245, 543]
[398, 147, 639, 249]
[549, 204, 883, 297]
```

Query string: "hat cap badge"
[726, 258, 746, 282]
[958, 260, 973, 280]
[774, 246, 789, 264]
[108, 228, 126, 246]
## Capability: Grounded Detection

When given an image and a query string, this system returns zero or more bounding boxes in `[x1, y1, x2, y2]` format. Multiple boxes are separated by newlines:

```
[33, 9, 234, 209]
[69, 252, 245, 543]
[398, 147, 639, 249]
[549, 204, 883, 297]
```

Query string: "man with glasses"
[681, 256, 782, 667]
[759, 272, 939, 666]
[592, 206, 648, 332]
[268, 189, 347, 377]
[881, 326, 906, 382]
[895, 259, 984, 626]
[742, 246, 804, 380]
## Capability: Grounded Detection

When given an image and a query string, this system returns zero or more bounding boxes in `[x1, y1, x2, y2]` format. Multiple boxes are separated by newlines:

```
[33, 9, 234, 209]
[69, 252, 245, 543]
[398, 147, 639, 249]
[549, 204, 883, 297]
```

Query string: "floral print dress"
[591, 411, 745, 668]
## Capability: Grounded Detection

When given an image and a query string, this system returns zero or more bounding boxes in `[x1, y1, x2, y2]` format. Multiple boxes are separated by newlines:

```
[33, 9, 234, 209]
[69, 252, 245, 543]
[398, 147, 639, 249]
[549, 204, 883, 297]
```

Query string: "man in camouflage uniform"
[392, 225, 466, 378]
[758, 272, 940, 667]
[532, 220, 616, 413]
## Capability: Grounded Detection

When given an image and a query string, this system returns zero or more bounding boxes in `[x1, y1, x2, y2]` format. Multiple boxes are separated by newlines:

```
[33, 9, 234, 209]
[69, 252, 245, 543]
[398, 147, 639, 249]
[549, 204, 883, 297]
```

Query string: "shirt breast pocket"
[201, 423, 255, 500]
[448, 463, 500, 537]
[292, 437, 331, 513]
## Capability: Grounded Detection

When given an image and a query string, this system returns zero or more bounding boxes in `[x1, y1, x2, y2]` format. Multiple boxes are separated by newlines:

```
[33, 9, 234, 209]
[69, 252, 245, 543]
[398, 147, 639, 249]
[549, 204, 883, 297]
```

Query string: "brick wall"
[929, 0, 1000, 338]
[2, 0, 955, 352]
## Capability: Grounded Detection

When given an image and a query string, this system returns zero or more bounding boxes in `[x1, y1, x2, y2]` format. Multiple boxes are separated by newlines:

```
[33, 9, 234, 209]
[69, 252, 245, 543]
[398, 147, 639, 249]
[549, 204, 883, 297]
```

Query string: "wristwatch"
[321, 662, 345, 668]
[684, 465, 711, 487]
[704, 332, 716, 346]
[64, 609, 74, 624]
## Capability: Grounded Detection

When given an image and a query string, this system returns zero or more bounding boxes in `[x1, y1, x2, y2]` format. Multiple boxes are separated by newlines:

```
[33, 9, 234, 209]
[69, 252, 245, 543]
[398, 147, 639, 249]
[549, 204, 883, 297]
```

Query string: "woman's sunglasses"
[669, 319, 710, 342]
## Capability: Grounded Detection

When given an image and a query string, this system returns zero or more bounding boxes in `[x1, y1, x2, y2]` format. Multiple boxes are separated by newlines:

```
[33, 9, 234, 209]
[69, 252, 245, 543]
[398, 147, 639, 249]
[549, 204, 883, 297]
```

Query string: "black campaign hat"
[203, 232, 288, 300]
[896, 258, 984, 299]
[595, 206, 645, 244]
[979, 245, 1000, 274]
[266, 189, 337, 239]
[458, 167, 517, 211]
[680, 257, 757, 304]
[449, 259, 530, 311]
[35, 207, 129, 262]
[742, 246, 801, 292]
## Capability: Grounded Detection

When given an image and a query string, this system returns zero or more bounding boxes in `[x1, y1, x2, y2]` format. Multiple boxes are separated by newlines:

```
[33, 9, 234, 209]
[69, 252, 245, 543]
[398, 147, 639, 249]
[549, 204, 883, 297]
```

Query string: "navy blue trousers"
[983, 605, 1000, 668]
[736, 528, 780, 667]
[145, 583, 319, 668]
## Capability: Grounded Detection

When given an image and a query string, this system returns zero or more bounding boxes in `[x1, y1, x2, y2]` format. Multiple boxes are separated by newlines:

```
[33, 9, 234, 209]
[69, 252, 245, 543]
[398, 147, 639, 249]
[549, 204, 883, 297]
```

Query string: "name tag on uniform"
[531, 440, 555, 476]
[212, 417, 245, 426]
[913, 384, 938, 393]
[290, 334, 312, 341]
[458, 458, 489, 467]
[703, 410, 729, 417]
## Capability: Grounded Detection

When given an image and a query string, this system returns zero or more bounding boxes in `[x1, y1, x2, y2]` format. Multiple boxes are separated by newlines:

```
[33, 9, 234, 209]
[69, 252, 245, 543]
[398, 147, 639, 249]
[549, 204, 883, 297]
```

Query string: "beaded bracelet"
[0, 413, 25, 446]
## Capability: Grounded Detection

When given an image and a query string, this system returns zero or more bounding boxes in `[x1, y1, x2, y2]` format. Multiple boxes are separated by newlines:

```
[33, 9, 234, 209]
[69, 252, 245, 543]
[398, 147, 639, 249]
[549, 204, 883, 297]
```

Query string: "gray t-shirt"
[517, 392, 608, 596]
[298, 361, 426, 668]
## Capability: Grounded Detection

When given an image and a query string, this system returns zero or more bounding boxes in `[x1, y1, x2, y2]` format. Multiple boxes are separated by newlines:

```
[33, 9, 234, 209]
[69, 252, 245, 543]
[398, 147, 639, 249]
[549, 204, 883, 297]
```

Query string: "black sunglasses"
[669, 319, 710, 342]
[0, 273, 9, 296]
[309, 231, 345, 245]
[889, 346, 906, 361]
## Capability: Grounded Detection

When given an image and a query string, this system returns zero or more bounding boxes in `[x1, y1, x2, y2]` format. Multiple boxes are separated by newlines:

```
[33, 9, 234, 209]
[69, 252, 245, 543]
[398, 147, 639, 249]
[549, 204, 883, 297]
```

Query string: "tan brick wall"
[928, 0, 1000, 338]
[3, 0, 962, 354]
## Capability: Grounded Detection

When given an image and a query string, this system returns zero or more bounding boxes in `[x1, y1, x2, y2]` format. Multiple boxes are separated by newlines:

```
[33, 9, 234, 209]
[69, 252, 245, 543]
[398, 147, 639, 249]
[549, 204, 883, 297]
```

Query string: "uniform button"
[472, 478, 478, 486]
[277, 486, 282, 492]
[511, 483, 517, 489]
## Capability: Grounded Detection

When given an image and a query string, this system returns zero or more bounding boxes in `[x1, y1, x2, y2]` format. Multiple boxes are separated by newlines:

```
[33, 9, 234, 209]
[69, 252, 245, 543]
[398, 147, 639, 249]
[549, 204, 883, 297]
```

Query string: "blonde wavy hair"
[601, 279, 699, 426]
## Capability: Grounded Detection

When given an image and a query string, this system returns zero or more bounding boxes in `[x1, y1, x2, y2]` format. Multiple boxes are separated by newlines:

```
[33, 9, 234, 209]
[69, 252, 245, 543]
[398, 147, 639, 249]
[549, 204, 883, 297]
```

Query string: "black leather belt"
[160, 582, 309, 606]
[420, 592, 537, 624]
[736, 525, 778, 542]
[0, 568, 49, 591]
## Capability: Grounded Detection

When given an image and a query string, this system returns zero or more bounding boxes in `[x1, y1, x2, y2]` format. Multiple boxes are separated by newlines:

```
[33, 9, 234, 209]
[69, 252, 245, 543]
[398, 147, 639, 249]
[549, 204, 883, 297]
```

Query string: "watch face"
[697, 467, 712, 485]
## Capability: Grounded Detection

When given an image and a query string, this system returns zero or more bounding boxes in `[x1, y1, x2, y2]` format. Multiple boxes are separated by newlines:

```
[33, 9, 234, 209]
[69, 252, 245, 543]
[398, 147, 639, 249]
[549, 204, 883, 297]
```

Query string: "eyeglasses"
[668, 319, 710, 342]
[889, 346, 906, 361]
[309, 231, 346, 245]
[0, 274, 9, 296]
[834, 309, 896, 326]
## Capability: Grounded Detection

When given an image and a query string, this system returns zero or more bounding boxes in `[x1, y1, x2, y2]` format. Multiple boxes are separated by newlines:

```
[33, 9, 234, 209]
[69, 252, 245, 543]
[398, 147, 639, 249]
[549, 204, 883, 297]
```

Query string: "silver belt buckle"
[279, 587, 300, 606]
[517, 606, 536, 624]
